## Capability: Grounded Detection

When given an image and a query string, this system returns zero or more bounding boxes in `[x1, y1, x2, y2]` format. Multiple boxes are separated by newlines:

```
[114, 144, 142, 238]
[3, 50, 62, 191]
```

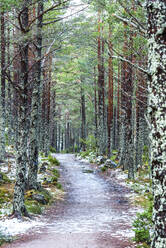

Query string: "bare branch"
[113, 14, 146, 36]
[111, 54, 149, 75]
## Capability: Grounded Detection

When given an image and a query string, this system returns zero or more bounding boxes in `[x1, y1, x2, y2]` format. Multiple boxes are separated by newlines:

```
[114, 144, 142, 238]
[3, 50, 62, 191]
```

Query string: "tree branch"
[111, 54, 149, 75]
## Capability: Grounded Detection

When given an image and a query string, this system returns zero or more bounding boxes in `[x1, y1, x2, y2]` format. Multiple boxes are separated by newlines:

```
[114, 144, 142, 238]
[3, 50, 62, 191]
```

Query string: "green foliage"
[54, 182, 62, 190]
[0, 173, 12, 185]
[133, 201, 153, 247]
[101, 166, 107, 172]
[80, 150, 90, 158]
[0, 232, 12, 246]
[142, 146, 149, 165]
[48, 155, 60, 166]
[0, 188, 12, 204]
[51, 168, 60, 178]
[49, 146, 57, 153]
[0, 0, 21, 10]
[110, 154, 117, 162]
[80, 135, 97, 152]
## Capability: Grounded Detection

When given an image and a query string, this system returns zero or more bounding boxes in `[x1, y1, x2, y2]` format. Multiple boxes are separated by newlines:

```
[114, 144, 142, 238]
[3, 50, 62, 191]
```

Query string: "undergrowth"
[132, 146, 153, 248]
[133, 201, 153, 248]
[48, 155, 60, 166]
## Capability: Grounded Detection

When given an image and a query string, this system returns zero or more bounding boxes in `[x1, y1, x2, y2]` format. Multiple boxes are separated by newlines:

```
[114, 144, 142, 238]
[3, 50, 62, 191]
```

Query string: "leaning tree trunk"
[147, 1, 166, 247]
[12, 0, 30, 218]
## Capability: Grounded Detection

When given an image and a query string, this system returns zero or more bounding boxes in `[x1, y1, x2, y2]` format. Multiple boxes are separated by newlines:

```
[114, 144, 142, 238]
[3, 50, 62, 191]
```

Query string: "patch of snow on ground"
[0, 217, 45, 236]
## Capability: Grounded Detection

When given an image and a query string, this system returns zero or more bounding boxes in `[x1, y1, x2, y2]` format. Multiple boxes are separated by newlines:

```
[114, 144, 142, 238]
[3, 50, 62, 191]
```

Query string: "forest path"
[4, 154, 136, 248]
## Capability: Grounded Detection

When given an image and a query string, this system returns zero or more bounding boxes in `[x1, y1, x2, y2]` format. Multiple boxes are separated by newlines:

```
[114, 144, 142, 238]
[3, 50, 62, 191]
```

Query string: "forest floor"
[1, 154, 142, 248]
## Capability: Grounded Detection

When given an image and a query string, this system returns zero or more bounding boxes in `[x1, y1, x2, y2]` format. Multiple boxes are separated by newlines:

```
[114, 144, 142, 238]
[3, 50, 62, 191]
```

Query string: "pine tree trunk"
[147, 1, 166, 247]
[13, 0, 30, 217]
[97, 12, 106, 155]
[80, 83, 86, 151]
[94, 67, 98, 147]
[27, 0, 43, 190]
[0, 11, 6, 159]
[107, 25, 113, 156]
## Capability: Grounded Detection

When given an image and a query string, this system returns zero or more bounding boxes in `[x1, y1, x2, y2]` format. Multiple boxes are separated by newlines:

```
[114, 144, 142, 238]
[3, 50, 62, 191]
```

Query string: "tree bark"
[13, 0, 30, 217]
[27, 0, 43, 190]
[0, 11, 6, 159]
[107, 24, 113, 156]
[147, 1, 166, 247]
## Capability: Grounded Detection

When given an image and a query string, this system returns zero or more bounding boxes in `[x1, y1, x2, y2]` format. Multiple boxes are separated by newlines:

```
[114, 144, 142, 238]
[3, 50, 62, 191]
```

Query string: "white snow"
[0, 217, 45, 236]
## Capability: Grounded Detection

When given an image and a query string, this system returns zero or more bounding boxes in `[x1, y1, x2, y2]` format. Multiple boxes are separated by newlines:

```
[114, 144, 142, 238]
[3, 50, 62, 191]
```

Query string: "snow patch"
[0, 217, 45, 236]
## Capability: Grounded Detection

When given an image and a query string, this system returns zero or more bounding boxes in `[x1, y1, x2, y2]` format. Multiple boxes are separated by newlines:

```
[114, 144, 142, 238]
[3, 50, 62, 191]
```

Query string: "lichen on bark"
[147, 1, 166, 247]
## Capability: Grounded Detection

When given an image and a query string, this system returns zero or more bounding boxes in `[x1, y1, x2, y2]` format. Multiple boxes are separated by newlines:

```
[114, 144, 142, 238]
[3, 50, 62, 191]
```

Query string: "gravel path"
[3, 154, 137, 248]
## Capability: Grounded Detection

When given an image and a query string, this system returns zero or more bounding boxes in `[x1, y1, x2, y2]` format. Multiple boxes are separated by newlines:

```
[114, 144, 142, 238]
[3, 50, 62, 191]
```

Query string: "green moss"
[82, 169, 93, 173]
[110, 155, 117, 162]
[25, 189, 52, 205]
[0, 173, 12, 184]
[25, 200, 43, 214]
[48, 155, 60, 166]
[101, 166, 107, 172]
[39, 189, 52, 203]
[51, 168, 60, 178]
[51, 176, 58, 183]
[55, 183, 62, 190]
[0, 188, 12, 204]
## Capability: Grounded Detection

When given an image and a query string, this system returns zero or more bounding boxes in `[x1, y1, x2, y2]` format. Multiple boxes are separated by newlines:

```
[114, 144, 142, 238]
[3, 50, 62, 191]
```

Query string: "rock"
[32, 194, 47, 205]
[105, 159, 117, 169]
[96, 156, 105, 164]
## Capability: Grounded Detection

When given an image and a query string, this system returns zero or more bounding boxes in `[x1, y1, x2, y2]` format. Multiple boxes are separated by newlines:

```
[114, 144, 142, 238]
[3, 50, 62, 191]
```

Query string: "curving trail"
[4, 154, 137, 248]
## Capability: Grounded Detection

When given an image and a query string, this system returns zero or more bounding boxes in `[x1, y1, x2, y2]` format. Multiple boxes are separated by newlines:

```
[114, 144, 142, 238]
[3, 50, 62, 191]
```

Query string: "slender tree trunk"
[97, 11, 105, 155]
[107, 25, 113, 156]
[0, 11, 6, 159]
[80, 83, 86, 151]
[27, 0, 43, 190]
[94, 67, 98, 147]
[7, 16, 12, 143]
[13, 0, 30, 217]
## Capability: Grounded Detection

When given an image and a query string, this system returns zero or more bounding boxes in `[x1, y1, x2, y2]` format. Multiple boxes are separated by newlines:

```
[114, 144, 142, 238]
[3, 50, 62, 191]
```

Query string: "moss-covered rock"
[25, 189, 52, 205]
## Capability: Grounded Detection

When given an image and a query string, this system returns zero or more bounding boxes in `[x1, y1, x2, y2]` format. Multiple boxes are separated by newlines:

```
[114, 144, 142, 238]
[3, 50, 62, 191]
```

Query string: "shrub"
[51, 168, 60, 178]
[25, 200, 43, 214]
[80, 135, 97, 152]
[0, 232, 12, 246]
[133, 203, 153, 246]
[48, 155, 60, 166]
[101, 166, 107, 172]
[49, 146, 57, 153]
[80, 150, 90, 158]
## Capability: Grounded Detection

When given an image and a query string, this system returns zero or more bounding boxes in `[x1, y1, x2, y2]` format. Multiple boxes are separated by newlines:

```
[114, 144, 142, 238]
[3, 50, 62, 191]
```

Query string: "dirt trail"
[3, 154, 137, 248]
